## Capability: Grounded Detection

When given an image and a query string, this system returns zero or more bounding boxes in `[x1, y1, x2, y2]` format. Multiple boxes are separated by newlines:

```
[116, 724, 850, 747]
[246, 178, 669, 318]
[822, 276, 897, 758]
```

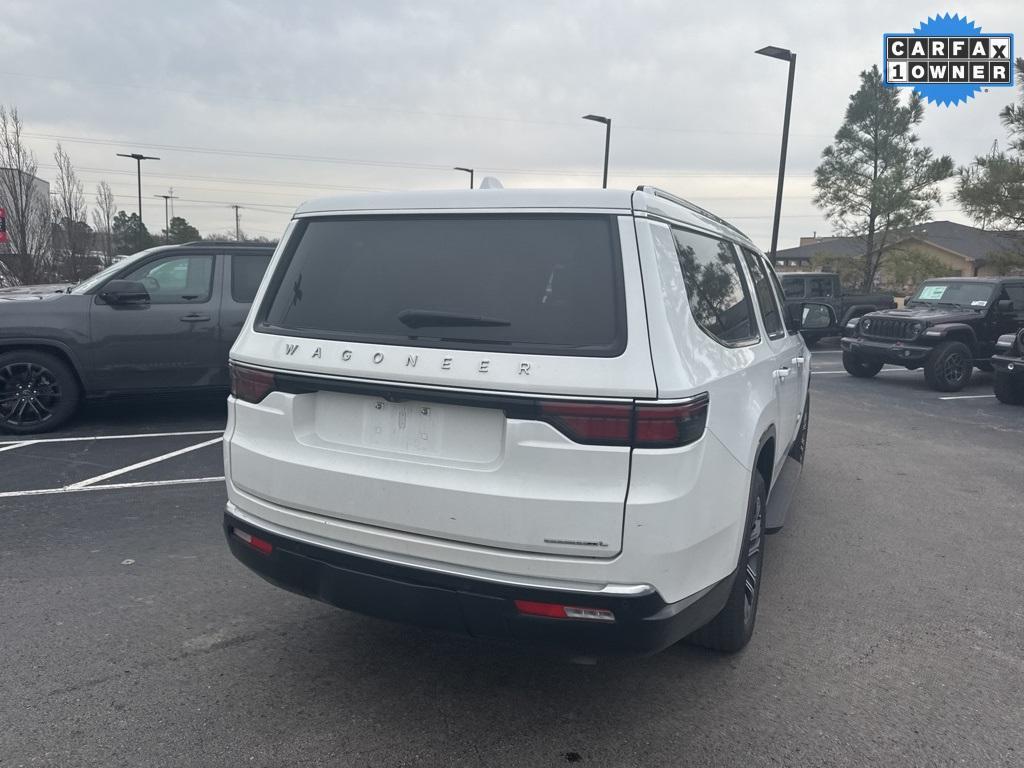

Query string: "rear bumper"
[992, 355, 1024, 376]
[224, 510, 733, 656]
[841, 336, 931, 364]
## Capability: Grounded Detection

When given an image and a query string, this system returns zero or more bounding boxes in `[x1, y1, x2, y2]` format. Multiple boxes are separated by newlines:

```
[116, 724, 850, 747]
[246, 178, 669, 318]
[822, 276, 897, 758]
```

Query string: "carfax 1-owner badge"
[884, 13, 1014, 106]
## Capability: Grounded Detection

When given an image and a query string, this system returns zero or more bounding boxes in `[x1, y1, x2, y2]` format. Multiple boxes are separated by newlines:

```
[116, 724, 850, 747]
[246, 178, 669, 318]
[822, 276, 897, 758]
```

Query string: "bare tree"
[0, 105, 51, 284]
[92, 180, 117, 266]
[52, 143, 91, 281]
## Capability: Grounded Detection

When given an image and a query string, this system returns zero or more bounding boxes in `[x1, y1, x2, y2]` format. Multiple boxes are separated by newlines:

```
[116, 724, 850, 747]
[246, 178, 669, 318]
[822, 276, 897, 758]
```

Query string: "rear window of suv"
[257, 214, 626, 356]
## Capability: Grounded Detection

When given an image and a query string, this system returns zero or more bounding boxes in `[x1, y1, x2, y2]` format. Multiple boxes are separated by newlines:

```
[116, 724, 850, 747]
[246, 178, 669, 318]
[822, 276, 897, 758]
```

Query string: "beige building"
[774, 221, 1023, 286]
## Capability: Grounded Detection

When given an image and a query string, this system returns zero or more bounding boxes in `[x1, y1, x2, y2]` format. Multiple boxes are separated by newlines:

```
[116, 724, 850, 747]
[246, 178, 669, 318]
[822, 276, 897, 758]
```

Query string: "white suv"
[223, 186, 812, 655]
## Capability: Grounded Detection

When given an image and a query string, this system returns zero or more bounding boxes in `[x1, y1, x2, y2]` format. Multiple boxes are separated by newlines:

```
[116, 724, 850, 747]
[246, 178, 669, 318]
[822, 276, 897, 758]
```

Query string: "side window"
[807, 276, 834, 298]
[1004, 283, 1024, 312]
[782, 276, 804, 299]
[672, 228, 758, 346]
[230, 253, 272, 304]
[121, 254, 214, 304]
[742, 248, 785, 339]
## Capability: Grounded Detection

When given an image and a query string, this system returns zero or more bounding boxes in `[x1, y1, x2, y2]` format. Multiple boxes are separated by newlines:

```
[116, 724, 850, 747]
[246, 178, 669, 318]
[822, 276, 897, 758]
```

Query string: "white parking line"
[67, 436, 224, 489]
[0, 429, 223, 447]
[939, 394, 997, 401]
[0, 476, 225, 499]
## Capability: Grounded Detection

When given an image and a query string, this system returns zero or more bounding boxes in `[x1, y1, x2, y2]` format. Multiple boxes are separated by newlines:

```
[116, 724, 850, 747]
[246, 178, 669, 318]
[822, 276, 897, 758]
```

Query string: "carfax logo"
[883, 14, 1014, 106]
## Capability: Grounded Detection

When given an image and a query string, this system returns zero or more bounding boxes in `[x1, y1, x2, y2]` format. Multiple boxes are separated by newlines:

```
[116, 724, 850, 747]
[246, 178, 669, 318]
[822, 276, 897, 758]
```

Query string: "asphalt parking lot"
[3, 346, 1023, 767]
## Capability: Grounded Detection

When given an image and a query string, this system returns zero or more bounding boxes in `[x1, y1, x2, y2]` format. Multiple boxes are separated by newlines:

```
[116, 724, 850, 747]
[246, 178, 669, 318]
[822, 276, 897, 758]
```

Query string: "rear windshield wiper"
[397, 309, 511, 329]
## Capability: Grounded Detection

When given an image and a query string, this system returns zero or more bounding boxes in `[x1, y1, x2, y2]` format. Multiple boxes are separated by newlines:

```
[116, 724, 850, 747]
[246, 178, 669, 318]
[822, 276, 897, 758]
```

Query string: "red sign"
[0, 207, 6, 243]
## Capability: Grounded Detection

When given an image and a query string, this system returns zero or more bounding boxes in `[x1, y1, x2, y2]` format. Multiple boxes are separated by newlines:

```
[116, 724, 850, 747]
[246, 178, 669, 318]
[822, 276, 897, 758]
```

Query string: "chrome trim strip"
[226, 501, 655, 597]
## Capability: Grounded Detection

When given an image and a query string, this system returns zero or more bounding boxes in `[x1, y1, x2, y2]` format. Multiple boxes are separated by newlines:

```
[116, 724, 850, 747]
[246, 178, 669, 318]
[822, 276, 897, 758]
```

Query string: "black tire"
[688, 472, 767, 653]
[0, 350, 80, 434]
[993, 370, 1024, 405]
[842, 351, 884, 378]
[923, 340, 973, 392]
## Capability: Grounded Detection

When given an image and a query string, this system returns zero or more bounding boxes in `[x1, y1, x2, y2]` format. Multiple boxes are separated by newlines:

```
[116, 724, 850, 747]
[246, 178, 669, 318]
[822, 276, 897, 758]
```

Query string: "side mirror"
[801, 302, 836, 331]
[100, 279, 150, 306]
[996, 299, 1013, 314]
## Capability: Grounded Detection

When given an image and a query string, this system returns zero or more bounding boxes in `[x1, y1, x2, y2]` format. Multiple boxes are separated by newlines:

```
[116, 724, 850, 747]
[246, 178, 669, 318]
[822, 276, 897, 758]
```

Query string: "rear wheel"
[993, 370, 1024, 405]
[842, 351, 884, 378]
[0, 350, 80, 434]
[688, 472, 766, 653]
[923, 341, 973, 392]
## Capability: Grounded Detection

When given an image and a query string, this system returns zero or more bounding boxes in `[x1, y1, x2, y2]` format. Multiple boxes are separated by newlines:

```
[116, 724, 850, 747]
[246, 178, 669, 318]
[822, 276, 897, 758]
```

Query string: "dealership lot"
[2, 347, 1023, 767]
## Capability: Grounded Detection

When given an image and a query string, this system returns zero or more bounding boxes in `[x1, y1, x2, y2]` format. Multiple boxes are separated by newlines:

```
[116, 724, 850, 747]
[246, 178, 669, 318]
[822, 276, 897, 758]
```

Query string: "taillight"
[535, 394, 708, 448]
[538, 402, 633, 444]
[634, 395, 709, 448]
[229, 364, 276, 403]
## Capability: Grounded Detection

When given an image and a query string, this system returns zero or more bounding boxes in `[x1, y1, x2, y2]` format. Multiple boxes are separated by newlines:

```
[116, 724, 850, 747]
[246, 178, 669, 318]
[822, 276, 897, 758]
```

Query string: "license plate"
[363, 400, 439, 455]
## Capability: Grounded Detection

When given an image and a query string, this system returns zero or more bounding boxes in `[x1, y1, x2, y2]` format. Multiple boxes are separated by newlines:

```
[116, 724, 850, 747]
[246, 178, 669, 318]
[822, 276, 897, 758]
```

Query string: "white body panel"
[225, 188, 808, 606]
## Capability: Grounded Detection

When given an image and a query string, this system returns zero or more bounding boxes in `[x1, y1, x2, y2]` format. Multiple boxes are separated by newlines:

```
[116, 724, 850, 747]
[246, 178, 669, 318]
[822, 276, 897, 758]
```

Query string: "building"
[0, 168, 51, 286]
[774, 220, 1023, 279]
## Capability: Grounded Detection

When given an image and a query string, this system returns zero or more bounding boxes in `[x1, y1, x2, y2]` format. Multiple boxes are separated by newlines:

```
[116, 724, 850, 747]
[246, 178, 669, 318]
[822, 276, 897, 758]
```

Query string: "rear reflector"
[514, 600, 615, 622]
[536, 394, 708, 448]
[232, 527, 273, 556]
[229, 364, 276, 404]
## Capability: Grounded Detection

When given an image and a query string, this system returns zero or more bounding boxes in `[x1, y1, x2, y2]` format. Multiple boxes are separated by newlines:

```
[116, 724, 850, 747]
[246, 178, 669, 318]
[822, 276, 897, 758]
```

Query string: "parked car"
[224, 186, 820, 656]
[0, 241, 275, 434]
[992, 330, 1024, 405]
[779, 272, 896, 346]
[841, 277, 1024, 392]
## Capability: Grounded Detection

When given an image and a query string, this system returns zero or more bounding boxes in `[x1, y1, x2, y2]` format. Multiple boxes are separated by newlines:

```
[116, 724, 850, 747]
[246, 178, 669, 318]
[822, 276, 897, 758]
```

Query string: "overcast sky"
[2, 0, 1022, 249]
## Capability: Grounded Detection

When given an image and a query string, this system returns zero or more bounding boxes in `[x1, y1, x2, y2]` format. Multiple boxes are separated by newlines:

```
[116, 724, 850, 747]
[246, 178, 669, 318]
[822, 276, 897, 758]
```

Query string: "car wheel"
[842, 351, 884, 378]
[0, 350, 80, 434]
[923, 340, 973, 392]
[993, 370, 1024, 405]
[687, 472, 767, 654]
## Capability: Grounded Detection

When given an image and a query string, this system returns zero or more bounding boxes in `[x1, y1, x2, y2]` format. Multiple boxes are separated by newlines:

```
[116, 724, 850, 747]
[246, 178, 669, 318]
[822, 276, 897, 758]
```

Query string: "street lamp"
[117, 152, 160, 226]
[154, 193, 177, 242]
[582, 114, 611, 189]
[454, 167, 475, 189]
[755, 45, 796, 264]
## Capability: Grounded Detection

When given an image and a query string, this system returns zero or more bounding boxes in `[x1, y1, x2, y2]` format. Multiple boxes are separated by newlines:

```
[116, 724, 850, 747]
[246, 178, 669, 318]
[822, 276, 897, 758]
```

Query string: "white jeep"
[223, 186, 813, 655]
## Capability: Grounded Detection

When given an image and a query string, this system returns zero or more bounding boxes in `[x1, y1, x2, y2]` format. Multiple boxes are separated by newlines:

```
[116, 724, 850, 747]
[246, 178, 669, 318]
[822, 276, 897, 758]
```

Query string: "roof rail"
[635, 185, 748, 240]
[181, 240, 271, 247]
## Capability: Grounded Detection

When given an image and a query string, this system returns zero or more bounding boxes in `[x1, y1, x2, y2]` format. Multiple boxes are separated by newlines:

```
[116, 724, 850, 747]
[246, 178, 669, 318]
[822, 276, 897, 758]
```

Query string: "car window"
[1004, 283, 1024, 312]
[671, 228, 758, 346]
[230, 253, 272, 304]
[742, 248, 785, 339]
[260, 214, 626, 356]
[121, 254, 214, 304]
[782, 276, 804, 299]
[807, 276, 834, 298]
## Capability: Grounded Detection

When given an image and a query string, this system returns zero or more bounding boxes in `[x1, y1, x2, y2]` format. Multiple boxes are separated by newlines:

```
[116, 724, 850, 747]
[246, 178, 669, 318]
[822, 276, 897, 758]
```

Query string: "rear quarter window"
[230, 253, 272, 304]
[257, 214, 626, 356]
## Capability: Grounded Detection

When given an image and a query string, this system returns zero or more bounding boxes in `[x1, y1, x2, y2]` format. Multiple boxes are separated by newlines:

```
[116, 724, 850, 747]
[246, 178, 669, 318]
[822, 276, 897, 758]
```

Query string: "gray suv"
[0, 242, 274, 434]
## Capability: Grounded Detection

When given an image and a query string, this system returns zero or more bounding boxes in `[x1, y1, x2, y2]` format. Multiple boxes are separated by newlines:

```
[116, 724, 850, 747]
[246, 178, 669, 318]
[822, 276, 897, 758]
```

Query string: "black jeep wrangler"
[992, 329, 1024, 405]
[840, 277, 1024, 392]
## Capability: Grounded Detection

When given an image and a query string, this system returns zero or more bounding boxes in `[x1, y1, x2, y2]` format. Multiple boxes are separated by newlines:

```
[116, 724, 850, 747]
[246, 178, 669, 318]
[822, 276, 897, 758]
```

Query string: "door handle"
[773, 367, 792, 380]
[791, 356, 806, 366]
[180, 313, 211, 323]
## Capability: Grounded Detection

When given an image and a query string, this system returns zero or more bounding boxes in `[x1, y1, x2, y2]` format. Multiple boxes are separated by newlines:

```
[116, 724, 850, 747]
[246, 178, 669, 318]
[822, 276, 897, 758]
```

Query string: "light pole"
[117, 152, 160, 226]
[582, 114, 611, 189]
[454, 167, 474, 189]
[755, 46, 796, 263]
[154, 193, 177, 242]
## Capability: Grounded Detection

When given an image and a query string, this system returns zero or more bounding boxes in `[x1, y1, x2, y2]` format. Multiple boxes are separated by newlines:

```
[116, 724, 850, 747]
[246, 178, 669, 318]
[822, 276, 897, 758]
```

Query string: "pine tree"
[813, 66, 954, 290]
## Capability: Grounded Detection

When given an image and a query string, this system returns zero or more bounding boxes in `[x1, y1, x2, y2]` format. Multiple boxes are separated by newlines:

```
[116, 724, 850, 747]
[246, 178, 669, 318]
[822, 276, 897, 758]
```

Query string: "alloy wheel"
[943, 352, 968, 387]
[0, 362, 62, 427]
[743, 495, 764, 625]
